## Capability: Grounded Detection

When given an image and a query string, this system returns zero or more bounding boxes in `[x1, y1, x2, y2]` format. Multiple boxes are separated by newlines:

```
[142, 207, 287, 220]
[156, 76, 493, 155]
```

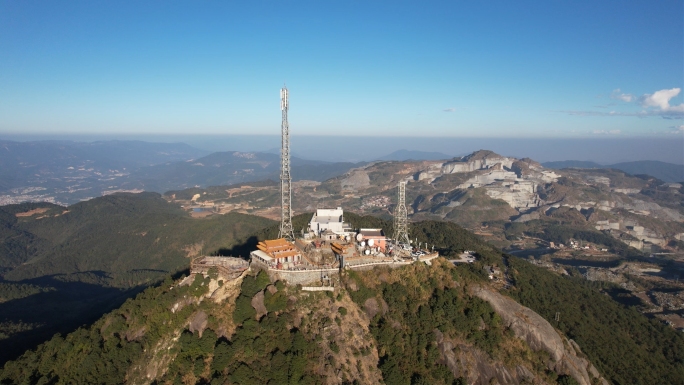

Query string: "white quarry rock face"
[441, 157, 514, 174]
[597, 200, 615, 211]
[540, 170, 560, 182]
[586, 176, 610, 186]
[457, 169, 518, 189]
[612, 188, 641, 195]
[416, 170, 439, 182]
[595, 221, 621, 231]
[485, 181, 541, 211]
[616, 199, 683, 221]
[442, 161, 477, 174]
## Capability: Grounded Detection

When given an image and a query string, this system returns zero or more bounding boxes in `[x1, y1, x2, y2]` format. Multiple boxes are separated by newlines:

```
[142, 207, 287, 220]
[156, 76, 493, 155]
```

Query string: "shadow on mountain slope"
[0, 275, 148, 365]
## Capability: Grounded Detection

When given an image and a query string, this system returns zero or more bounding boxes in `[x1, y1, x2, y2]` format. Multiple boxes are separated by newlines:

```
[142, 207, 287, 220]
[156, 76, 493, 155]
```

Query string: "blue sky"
[1, 1, 682, 138]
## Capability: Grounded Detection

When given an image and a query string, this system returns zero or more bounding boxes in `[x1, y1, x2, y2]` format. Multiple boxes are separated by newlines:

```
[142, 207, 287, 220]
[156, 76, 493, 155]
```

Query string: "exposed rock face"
[188, 311, 208, 337]
[340, 170, 371, 191]
[442, 151, 514, 175]
[459, 169, 518, 188]
[435, 329, 537, 385]
[362, 297, 388, 319]
[485, 181, 541, 212]
[472, 286, 607, 385]
[251, 290, 267, 320]
[125, 326, 147, 342]
[413, 151, 553, 217]
[616, 199, 683, 222]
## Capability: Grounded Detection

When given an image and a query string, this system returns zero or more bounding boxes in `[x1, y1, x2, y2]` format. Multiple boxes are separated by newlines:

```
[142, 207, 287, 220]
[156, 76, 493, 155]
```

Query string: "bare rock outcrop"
[188, 310, 208, 337]
[362, 297, 388, 319]
[340, 170, 370, 191]
[472, 286, 607, 385]
[435, 330, 537, 385]
[251, 290, 267, 320]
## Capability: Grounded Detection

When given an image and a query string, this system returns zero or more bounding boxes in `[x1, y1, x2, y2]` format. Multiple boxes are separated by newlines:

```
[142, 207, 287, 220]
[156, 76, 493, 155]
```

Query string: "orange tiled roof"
[257, 238, 301, 260]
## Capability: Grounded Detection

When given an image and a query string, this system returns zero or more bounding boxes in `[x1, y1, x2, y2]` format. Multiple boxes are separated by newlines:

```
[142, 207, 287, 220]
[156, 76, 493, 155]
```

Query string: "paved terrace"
[191, 256, 249, 279]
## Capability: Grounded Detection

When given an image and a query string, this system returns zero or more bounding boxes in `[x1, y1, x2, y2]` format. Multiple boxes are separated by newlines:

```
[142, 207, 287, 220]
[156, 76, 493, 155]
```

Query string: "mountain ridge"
[542, 160, 684, 182]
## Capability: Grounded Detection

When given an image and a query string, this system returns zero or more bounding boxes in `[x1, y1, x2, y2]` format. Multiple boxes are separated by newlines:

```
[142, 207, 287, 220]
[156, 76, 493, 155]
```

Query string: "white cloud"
[611, 89, 634, 102]
[640, 88, 684, 112]
[564, 87, 684, 119]
[443, 108, 455, 112]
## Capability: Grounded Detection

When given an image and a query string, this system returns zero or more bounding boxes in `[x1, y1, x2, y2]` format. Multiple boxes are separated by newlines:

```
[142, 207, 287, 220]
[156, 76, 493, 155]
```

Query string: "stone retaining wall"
[301, 287, 335, 292]
[251, 258, 423, 285]
[266, 268, 339, 286]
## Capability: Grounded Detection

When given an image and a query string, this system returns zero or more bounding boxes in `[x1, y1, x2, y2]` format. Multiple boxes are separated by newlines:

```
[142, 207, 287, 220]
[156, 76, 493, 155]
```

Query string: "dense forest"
[1, 204, 683, 384]
[0, 193, 275, 365]
[0, 262, 553, 384]
[0, 193, 274, 285]
[505, 256, 684, 385]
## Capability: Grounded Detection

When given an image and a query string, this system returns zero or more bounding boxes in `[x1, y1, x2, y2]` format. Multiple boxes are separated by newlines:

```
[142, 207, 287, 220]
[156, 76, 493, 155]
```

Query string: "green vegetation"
[1, 192, 274, 285]
[0, 269, 321, 385]
[0, 282, 54, 303]
[0, 275, 204, 384]
[147, 271, 321, 385]
[1, 208, 683, 384]
[505, 256, 684, 385]
[0, 192, 275, 365]
[345, 261, 555, 384]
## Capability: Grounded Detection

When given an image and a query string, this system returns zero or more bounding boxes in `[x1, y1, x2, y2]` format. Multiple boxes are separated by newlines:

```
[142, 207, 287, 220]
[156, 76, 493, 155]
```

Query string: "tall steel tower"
[278, 86, 295, 241]
[393, 181, 410, 245]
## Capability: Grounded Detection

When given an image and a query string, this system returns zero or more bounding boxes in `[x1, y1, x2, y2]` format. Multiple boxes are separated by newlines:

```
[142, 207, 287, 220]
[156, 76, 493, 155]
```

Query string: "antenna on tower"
[279, 86, 295, 241]
[393, 180, 411, 247]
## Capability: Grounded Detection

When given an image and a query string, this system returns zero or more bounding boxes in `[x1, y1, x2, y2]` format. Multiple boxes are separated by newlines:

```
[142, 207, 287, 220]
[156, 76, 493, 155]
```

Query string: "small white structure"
[308, 207, 351, 236]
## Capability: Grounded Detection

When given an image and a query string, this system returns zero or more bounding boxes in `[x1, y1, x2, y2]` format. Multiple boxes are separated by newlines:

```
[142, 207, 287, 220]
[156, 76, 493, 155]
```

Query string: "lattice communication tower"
[393, 181, 411, 245]
[278, 86, 295, 241]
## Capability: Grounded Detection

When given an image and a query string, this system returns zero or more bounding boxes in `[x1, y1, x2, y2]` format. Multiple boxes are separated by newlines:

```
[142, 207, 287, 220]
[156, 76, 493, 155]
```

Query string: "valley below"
[1, 142, 683, 384]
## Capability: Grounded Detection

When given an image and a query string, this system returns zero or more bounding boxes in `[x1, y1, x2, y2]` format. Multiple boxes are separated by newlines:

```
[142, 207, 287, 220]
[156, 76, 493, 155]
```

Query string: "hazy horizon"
[1, 133, 681, 165]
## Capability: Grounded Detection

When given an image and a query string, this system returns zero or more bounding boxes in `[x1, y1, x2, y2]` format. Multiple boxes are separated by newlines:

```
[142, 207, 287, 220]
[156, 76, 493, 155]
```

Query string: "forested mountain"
[0, 193, 274, 364]
[1, 218, 682, 384]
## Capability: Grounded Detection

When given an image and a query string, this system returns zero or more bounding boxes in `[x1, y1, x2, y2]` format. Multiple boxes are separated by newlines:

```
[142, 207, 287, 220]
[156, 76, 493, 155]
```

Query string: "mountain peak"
[462, 149, 505, 162]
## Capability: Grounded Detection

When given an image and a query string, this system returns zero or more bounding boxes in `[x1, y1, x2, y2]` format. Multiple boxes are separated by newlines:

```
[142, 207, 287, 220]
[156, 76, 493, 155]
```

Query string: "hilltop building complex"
[306, 207, 352, 239]
[192, 87, 438, 286]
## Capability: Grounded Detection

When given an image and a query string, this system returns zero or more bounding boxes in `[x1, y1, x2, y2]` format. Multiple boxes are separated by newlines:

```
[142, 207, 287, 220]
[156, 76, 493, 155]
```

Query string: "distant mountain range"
[0, 140, 364, 205]
[123, 151, 366, 193]
[0, 140, 209, 199]
[0, 139, 680, 206]
[542, 160, 684, 182]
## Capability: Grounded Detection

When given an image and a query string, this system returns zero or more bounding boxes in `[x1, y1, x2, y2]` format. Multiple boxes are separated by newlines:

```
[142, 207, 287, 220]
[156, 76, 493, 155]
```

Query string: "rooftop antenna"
[278, 85, 295, 241]
[393, 180, 411, 246]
